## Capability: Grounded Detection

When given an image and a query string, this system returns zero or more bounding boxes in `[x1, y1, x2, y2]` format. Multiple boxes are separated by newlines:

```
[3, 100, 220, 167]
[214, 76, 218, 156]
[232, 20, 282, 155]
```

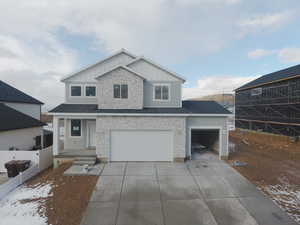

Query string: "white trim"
[48, 112, 231, 117]
[126, 56, 186, 82]
[153, 83, 171, 102]
[84, 84, 97, 98]
[86, 120, 96, 148]
[188, 126, 223, 159]
[95, 65, 145, 80]
[113, 83, 128, 99]
[69, 119, 82, 138]
[61, 49, 137, 82]
[69, 84, 83, 98]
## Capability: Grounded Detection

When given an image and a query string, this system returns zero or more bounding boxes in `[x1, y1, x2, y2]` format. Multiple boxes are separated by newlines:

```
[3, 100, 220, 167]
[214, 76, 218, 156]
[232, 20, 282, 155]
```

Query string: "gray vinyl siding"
[0, 127, 42, 150]
[143, 81, 182, 108]
[3, 102, 41, 120]
[63, 53, 135, 82]
[186, 117, 228, 158]
[65, 82, 98, 104]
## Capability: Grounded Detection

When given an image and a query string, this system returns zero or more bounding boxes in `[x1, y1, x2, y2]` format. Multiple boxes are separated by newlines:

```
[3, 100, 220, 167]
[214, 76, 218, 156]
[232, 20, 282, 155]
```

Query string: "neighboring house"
[235, 64, 300, 137]
[0, 80, 45, 150]
[49, 49, 231, 163]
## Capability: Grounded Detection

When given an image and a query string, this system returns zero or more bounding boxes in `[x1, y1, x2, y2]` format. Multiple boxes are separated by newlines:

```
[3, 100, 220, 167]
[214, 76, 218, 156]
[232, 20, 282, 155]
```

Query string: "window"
[121, 84, 128, 99]
[114, 84, 128, 99]
[154, 84, 169, 100]
[70, 119, 81, 137]
[85, 86, 96, 97]
[71, 86, 81, 97]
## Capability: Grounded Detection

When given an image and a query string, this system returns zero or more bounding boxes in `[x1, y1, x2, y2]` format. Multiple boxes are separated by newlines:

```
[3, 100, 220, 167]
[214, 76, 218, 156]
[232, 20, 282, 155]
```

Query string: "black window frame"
[154, 84, 169, 100]
[70, 119, 81, 137]
[70, 85, 82, 97]
[85, 86, 96, 97]
[113, 84, 128, 99]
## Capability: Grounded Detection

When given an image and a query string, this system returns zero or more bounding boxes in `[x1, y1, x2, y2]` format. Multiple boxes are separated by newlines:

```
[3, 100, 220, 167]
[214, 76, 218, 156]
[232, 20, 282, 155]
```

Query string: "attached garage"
[190, 129, 220, 160]
[110, 130, 173, 161]
[187, 117, 229, 160]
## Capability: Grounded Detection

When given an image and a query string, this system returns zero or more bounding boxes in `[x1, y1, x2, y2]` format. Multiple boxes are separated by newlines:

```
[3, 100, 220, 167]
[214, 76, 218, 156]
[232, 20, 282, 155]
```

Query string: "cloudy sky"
[1, 0, 300, 110]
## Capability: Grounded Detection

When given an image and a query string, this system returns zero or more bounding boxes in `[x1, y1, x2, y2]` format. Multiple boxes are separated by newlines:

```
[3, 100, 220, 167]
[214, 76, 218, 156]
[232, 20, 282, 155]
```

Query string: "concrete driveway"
[81, 152, 297, 225]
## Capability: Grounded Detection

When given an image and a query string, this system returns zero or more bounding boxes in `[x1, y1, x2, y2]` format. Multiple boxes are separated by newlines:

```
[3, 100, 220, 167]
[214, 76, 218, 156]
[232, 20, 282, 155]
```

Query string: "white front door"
[87, 121, 96, 148]
[110, 130, 173, 161]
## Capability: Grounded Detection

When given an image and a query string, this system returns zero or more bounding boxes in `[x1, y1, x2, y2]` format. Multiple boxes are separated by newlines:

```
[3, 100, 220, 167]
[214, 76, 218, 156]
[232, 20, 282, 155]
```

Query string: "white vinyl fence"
[0, 164, 39, 200]
[0, 146, 53, 172]
[0, 147, 53, 200]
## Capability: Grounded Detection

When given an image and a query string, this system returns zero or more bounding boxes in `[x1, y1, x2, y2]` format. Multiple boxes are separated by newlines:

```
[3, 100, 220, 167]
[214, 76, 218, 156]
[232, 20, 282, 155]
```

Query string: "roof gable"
[61, 49, 136, 82]
[0, 103, 45, 132]
[95, 66, 145, 80]
[236, 64, 300, 91]
[0, 80, 43, 104]
[126, 57, 185, 82]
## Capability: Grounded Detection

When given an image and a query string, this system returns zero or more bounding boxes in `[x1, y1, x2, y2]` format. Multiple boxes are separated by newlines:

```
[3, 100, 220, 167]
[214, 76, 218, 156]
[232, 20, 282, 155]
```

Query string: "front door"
[87, 121, 96, 148]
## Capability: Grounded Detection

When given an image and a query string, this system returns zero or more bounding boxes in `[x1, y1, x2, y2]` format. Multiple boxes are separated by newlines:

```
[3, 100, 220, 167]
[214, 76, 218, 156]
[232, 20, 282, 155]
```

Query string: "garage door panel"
[111, 130, 173, 161]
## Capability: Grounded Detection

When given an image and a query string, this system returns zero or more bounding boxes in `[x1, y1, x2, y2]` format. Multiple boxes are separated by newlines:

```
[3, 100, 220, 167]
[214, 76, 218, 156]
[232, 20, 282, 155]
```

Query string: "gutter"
[47, 112, 231, 117]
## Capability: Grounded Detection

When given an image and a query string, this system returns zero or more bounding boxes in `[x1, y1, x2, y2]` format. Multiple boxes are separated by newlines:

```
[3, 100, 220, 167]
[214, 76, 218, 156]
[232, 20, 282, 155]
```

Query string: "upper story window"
[70, 119, 81, 137]
[85, 86, 96, 97]
[70, 85, 81, 97]
[114, 84, 128, 99]
[154, 84, 169, 101]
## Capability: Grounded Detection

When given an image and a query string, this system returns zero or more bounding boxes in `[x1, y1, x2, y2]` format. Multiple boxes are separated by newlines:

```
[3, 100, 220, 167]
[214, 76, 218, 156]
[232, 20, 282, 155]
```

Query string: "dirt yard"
[26, 163, 98, 225]
[229, 129, 300, 223]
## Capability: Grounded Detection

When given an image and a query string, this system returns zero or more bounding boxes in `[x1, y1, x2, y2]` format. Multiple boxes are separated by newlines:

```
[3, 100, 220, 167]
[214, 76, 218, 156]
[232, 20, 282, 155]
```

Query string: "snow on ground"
[0, 183, 52, 225]
[259, 177, 300, 224]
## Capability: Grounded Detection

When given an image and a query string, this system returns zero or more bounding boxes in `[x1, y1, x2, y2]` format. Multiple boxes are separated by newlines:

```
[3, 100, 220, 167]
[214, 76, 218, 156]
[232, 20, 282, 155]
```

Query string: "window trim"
[153, 83, 170, 101]
[70, 119, 82, 138]
[85, 85, 97, 98]
[113, 84, 128, 99]
[69, 84, 83, 98]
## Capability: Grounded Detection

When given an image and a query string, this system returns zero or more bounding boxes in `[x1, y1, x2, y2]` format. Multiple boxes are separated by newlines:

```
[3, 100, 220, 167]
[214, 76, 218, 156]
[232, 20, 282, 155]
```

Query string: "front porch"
[55, 149, 96, 158]
[52, 116, 97, 159]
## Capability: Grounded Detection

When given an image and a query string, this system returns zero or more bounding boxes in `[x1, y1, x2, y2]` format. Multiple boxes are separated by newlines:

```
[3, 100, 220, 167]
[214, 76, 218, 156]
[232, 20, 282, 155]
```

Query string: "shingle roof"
[236, 64, 300, 91]
[0, 80, 43, 104]
[0, 103, 45, 132]
[49, 101, 231, 115]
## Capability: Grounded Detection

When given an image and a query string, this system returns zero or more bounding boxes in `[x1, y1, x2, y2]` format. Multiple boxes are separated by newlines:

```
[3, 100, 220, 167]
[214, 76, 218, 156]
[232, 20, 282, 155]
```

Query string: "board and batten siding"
[3, 102, 41, 120]
[63, 53, 134, 83]
[127, 59, 180, 81]
[0, 127, 42, 150]
[143, 81, 182, 107]
[186, 117, 229, 158]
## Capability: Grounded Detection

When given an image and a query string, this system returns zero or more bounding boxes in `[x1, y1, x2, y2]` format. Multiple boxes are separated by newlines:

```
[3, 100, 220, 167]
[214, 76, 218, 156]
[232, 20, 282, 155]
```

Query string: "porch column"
[40, 128, 44, 149]
[64, 118, 67, 145]
[53, 116, 60, 155]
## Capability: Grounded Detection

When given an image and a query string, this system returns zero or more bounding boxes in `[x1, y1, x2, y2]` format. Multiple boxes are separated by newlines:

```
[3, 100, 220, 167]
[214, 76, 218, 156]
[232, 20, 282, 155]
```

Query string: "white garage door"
[111, 130, 173, 161]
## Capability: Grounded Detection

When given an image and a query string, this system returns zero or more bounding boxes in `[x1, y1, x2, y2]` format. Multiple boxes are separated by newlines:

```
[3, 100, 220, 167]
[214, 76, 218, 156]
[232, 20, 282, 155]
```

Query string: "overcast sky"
[1, 0, 300, 110]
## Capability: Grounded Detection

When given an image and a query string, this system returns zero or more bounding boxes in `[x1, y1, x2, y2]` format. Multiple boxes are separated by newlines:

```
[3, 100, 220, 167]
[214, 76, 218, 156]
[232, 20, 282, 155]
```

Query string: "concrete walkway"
[81, 152, 297, 225]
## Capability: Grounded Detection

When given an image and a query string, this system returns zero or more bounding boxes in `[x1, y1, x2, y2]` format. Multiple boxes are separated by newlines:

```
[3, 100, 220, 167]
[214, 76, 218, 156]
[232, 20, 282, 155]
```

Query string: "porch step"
[73, 157, 96, 166]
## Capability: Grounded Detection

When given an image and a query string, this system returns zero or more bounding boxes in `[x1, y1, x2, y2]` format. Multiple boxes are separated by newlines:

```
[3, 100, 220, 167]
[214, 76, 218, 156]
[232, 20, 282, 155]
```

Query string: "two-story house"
[0, 80, 45, 150]
[49, 49, 230, 164]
